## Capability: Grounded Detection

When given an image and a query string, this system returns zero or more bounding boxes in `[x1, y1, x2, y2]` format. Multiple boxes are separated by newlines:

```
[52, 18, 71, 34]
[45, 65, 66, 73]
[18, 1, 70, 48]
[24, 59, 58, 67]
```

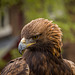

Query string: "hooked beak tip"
[18, 37, 36, 55]
[18, 45, 22, 55]
[18, 41, 27, 55]
[19, 50, 22, 55]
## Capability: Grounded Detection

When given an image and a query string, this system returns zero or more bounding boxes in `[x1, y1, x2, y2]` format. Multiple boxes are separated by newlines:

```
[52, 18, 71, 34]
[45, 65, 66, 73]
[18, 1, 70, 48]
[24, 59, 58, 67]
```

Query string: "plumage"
[1, 57, 29, 75]
[1, 18, 75, 75]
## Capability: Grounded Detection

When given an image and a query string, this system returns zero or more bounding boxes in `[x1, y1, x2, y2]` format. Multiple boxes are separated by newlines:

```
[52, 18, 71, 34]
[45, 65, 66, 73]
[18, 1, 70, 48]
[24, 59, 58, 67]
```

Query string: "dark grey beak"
[18, 41, 27, 55]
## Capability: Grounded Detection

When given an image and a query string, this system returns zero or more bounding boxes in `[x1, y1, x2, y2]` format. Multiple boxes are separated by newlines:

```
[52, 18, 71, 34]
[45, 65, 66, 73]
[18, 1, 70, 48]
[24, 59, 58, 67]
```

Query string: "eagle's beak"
[18, 38, 35, 55]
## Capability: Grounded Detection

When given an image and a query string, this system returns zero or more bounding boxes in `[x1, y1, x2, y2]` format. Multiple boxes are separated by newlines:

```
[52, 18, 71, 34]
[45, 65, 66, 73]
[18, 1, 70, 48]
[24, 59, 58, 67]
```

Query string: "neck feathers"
[25, 42, 62, 59]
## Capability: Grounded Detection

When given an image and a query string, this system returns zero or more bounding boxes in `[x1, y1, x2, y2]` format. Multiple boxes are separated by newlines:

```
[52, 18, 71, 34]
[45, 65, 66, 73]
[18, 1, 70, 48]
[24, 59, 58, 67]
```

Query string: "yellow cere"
[27, 42, 36, 47]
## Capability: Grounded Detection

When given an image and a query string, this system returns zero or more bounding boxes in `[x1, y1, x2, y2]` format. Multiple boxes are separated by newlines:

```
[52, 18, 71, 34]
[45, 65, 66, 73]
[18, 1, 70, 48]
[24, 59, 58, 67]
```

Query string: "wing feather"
[1, 57, 29, 75]
[63, 59, 75, 75]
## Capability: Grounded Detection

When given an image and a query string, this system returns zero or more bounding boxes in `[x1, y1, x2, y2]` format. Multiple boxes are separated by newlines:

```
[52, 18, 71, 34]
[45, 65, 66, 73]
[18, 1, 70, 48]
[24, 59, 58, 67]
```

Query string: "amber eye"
[32, 36, 38, 40]
[32, 34, 42, 40]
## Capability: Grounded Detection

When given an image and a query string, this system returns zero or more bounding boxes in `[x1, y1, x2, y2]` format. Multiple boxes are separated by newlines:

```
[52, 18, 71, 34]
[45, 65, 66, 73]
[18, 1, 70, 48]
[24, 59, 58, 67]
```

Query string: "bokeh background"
[0, 0, 75, 72]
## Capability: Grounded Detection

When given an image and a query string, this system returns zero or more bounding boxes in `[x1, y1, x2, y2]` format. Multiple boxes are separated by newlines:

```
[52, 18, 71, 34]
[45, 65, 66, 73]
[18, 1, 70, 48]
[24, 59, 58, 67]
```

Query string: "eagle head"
[18, 18, 62, 56]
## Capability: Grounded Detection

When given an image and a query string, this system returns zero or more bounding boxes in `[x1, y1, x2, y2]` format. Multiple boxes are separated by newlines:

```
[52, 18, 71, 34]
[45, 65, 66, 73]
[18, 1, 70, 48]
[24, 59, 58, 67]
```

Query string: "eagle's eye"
[32, 34, 42, 40]
[32, 36, 38, 40]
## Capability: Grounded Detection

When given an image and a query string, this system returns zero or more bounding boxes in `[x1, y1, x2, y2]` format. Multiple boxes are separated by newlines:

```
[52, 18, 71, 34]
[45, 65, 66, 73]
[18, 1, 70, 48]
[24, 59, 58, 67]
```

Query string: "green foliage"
[23, 0, 49, 22]
[22, 0, 68, 23]
[0, 59, 7, 71]
[55, 21, 75, 42]
[0, 0, 75, 42]
[64, 0, 75, 22]
[0, 0, 20, 7]
[10, 48, 22, 59]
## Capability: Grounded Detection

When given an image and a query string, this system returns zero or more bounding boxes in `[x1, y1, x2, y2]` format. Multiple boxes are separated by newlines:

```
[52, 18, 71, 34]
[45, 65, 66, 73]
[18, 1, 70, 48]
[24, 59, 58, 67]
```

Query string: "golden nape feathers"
[1, 18, 75, 75]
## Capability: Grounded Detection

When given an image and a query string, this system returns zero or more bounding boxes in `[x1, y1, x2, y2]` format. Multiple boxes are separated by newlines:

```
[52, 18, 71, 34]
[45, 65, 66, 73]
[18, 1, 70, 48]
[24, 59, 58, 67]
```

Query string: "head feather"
[21, 18, 63, 57]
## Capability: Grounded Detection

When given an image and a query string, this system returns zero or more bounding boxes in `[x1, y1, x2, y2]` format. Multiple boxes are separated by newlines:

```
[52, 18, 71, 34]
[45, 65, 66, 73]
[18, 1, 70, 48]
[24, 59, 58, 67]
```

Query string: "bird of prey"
[1, 18, 75, 75]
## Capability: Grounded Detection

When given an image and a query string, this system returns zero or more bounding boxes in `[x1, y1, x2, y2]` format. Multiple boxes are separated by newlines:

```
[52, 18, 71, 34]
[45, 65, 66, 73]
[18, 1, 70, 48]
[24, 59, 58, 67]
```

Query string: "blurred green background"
[0, 0, 75, 73]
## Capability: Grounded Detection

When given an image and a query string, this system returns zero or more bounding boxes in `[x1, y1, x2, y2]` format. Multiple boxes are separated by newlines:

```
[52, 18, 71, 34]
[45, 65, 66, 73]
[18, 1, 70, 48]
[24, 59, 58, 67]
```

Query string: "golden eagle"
[1, 18, 75, 75]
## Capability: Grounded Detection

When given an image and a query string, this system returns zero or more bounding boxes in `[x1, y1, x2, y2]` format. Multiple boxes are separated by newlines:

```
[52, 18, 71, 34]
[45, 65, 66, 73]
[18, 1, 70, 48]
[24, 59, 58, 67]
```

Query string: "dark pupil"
[32, 34, 42, 39]
[33, 36, 37, 39]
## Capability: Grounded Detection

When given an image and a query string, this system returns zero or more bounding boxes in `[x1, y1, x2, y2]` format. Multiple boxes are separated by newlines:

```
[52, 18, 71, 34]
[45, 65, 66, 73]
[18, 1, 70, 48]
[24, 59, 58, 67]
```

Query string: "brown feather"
[63, 59, 75, 75]
[1, 57, 29, 75]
